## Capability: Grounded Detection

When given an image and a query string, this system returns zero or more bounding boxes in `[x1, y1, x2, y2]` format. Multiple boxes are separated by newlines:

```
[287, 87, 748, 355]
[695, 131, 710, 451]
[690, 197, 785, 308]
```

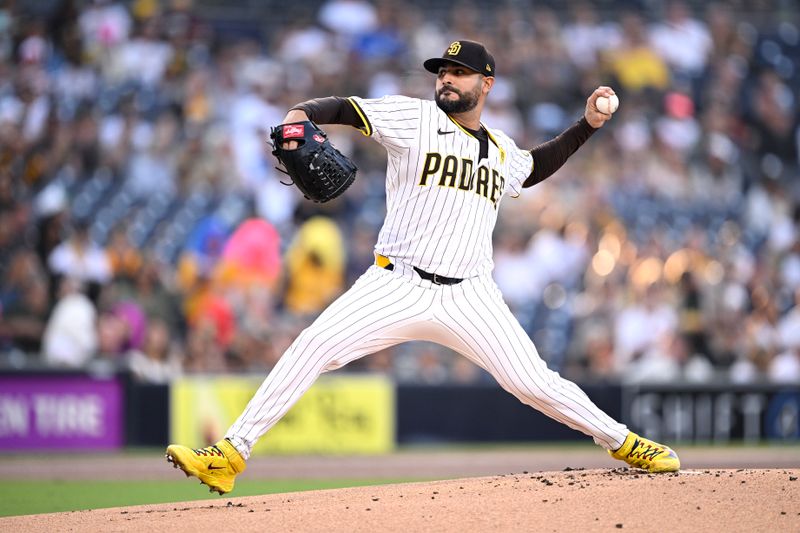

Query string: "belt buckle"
[431, 273, 443, 285]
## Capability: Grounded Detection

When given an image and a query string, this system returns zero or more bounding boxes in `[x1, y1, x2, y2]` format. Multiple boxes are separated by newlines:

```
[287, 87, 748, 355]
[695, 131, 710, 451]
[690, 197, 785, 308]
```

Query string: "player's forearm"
[290, 97, 362, 128]
[523, 117, 597, 188]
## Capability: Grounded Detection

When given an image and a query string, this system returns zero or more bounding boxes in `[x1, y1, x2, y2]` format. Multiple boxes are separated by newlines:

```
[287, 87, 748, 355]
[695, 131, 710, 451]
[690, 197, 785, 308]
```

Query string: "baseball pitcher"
[166, 40, 680, 494]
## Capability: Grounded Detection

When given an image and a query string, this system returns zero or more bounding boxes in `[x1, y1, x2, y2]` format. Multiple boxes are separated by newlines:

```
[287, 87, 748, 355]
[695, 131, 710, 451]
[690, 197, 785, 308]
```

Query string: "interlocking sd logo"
[283, 124, 305, 138]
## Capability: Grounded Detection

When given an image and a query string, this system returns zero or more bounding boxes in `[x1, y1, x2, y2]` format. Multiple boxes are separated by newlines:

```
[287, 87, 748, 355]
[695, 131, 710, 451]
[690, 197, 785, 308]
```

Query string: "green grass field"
[0, 478, 414, 518]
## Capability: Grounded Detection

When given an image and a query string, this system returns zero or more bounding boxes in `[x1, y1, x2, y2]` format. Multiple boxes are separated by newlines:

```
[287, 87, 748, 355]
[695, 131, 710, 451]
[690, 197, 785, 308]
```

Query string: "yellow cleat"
[165, 439, 246, 494]
[609, 432, 680, 473]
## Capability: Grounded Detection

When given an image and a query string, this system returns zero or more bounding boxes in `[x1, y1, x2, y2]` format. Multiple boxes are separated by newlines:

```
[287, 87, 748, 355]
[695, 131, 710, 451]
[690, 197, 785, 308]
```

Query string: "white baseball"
[596, 94, 619, 114]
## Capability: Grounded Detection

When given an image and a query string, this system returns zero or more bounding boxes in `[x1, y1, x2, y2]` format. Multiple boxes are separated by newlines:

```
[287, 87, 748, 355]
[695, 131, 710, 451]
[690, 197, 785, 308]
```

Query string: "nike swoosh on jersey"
[437, 128, 454, 135]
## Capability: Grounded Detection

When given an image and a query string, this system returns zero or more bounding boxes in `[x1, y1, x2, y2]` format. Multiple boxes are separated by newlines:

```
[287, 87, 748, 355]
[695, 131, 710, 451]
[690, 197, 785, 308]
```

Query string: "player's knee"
[292, 329, 349, 366]
[501, 378, 529, 399]
[504, 379, 557, 406]
[295, 328, 338, 352]
[321, 358, 347, 372]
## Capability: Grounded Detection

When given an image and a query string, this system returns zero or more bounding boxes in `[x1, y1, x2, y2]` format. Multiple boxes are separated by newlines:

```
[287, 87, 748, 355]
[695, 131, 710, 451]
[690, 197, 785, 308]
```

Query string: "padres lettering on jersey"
[417, 153, 505, 207]
[348, 95, 533, 279]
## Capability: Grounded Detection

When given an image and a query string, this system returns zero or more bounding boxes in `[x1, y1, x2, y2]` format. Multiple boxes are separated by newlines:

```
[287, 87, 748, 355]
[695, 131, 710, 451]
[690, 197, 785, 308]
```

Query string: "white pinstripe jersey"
[349, 95, 534, 279]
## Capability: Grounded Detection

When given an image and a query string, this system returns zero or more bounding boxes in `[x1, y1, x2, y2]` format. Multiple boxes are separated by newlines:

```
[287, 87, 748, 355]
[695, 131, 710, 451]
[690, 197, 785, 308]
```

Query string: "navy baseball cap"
[424, 40, 495, 77]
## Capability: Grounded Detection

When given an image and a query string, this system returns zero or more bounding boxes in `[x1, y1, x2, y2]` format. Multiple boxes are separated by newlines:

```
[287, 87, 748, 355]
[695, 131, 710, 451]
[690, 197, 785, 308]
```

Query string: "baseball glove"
[269, 121, 357, 203]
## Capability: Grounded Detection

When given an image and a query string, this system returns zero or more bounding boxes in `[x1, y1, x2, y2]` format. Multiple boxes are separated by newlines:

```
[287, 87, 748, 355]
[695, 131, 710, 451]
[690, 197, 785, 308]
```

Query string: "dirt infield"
[3, 468, 799, 532]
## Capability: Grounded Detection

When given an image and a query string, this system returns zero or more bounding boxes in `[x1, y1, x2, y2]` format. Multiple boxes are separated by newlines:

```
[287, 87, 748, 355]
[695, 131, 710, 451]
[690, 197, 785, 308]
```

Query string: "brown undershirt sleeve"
[290, 97, 363, 128]
[523, 117, 598, 188]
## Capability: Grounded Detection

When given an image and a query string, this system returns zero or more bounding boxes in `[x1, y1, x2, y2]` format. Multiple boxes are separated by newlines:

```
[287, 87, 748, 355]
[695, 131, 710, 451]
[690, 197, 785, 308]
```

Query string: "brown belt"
[375, 254, 463, 285]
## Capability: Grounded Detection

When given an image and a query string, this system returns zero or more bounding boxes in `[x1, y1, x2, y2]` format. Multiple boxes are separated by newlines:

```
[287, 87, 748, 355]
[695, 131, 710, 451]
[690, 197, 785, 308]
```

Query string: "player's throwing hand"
[585, 86, 618, 128]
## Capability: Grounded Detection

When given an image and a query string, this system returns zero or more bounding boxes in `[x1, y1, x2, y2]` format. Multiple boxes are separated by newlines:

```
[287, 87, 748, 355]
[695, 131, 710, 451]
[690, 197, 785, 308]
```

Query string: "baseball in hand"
[595, 94, 619, 115]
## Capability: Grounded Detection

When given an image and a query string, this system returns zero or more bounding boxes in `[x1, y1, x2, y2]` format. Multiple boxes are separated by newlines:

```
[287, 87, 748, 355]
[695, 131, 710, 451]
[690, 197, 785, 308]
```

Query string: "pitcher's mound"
[4, 468, 799, 532]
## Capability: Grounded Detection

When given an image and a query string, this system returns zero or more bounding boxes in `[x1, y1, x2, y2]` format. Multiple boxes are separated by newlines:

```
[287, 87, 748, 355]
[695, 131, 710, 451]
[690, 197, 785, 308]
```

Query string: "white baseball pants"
[226, 263, 629, 458]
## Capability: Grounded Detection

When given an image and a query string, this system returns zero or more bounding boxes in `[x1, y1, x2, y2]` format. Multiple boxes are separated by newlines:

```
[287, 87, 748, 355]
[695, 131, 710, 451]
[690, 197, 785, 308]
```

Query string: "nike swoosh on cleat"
[207, 463, 226, 470]
[437, 129, 454, 135]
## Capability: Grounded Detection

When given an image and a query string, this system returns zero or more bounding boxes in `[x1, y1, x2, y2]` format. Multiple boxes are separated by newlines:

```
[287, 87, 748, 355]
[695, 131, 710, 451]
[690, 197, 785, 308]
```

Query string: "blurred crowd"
[1, 0, 799, 386]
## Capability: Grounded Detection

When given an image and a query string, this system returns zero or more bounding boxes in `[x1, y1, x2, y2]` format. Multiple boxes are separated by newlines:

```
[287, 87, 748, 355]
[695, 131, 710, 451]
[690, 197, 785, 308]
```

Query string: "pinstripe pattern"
[435, 276, 628, 449]
[350, 96, 532, 279]
[227, 267, 436, 456]
[226, 267, 628, 458]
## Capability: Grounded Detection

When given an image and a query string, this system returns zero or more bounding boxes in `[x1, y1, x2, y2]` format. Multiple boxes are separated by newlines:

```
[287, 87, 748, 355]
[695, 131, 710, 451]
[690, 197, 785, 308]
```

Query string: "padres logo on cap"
[424, 39, 496, 78]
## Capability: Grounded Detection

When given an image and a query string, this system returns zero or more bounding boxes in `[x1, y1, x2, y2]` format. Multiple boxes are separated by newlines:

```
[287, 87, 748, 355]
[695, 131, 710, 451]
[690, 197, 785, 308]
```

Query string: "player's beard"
[435, 81, 481, 114]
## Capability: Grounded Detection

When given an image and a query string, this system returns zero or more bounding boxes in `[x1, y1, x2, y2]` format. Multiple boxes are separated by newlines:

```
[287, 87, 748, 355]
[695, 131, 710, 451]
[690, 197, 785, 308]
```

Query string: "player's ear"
[482, 76, 494, 95]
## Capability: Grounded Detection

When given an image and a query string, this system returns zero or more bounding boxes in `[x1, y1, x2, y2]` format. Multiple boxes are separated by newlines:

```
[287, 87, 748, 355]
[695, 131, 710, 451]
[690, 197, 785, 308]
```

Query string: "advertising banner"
[171, 374, 394, 455]
[0, 376, 124, 450]
[622, 383, 800, 443]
